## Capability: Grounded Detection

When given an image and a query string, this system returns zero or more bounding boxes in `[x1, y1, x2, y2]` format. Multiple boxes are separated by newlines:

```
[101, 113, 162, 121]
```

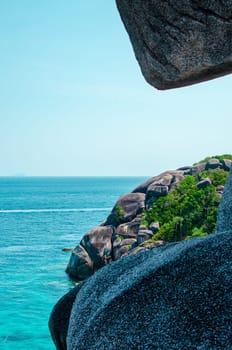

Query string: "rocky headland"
[50, 165, 232, 349]
[66, 156, 231, 282]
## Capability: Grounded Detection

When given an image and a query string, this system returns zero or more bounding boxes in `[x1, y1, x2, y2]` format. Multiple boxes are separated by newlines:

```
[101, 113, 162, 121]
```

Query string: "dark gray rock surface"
[80, 225, 113, 267]
[49, 282, 84, 350]
[197, 177, 212, 189]
[116, 0, 232, 89]
[67, 231, 232, 349]
[66, 244, 93, 281]
[217, 168, 232, 233]
[66, 226, 114, 281]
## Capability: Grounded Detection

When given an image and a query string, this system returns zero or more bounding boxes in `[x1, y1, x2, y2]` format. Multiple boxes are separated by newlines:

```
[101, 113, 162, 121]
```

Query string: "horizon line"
[0, 175, 149, 178]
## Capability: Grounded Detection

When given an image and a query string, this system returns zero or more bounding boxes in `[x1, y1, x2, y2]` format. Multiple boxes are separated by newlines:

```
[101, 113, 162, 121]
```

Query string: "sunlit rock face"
[116, 0, 232, 89]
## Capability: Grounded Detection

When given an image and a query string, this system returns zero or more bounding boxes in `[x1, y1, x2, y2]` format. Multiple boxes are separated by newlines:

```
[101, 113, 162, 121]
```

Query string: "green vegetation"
[118, 234, 125, 241]
[115, 205, 125, 220]
[142, 159, 230, 244]
[200, 168, 228, 187]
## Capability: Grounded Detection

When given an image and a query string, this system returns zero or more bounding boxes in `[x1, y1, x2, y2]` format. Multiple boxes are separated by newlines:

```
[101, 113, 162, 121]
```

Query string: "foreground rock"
[217, 167, 232, 233]
[116, 0, 232, 89]
[50, 229, 232, 349]
[66, 158, 230, 281]
[67, 231, 232, 350]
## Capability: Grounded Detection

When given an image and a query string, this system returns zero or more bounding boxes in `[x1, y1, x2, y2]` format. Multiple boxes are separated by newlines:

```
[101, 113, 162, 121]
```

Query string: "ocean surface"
[0, 176, 146, 350]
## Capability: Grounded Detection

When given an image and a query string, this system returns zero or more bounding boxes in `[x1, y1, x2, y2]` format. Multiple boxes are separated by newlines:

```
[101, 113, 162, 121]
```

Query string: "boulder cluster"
[66, 158, 231, 281]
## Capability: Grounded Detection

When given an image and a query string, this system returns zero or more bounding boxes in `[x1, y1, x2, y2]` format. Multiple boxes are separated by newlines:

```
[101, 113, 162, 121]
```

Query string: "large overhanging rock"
[116, 0, 232, 89]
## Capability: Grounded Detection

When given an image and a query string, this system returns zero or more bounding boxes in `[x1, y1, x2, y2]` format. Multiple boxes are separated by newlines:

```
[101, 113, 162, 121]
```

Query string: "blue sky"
[0, 1, 231, 176]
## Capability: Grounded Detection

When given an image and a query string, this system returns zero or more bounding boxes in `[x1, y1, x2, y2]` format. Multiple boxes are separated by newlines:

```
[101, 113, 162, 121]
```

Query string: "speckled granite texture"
[67, 230, 232, 349]
[116, 0, 232, 89]
[217, 168, 232, 233]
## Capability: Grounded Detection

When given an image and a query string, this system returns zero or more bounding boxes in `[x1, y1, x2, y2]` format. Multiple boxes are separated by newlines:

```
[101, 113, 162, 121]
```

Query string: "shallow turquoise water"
[0, 177, 146, 349]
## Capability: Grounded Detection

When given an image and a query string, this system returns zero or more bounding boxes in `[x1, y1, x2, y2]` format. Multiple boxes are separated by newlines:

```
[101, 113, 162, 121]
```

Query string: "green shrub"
[185, 227, 208, 240]
[118, 234, 125, 241]
[208, 168, 228, 187]
[143, 170, 226, 243]
[115, 205, 125, 219]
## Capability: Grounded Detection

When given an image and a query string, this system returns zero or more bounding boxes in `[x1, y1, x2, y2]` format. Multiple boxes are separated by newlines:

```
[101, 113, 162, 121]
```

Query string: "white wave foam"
[0, 208, 111, 214]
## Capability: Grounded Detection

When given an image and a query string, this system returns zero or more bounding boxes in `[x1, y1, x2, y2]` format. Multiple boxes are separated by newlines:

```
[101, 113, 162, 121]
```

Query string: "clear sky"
[0, 1, 231, 176]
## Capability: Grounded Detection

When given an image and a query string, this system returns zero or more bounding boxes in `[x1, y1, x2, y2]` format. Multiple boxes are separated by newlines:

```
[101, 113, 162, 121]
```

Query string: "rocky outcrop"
[116, 0, 232, 89]
[132, 170, 185, 193]
[66, 158, 230, 281]
[49, 168, 232, 350]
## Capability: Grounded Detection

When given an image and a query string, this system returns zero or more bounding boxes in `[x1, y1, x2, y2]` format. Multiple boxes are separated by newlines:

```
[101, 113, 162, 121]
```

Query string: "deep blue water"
[0, 176, 146, 349]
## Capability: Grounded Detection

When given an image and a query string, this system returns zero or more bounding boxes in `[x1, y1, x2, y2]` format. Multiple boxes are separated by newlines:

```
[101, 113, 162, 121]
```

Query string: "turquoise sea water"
[0, 176, 146, 350]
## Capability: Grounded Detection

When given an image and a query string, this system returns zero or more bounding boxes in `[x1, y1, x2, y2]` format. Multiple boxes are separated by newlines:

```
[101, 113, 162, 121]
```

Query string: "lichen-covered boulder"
[116, 0, 232, 90]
